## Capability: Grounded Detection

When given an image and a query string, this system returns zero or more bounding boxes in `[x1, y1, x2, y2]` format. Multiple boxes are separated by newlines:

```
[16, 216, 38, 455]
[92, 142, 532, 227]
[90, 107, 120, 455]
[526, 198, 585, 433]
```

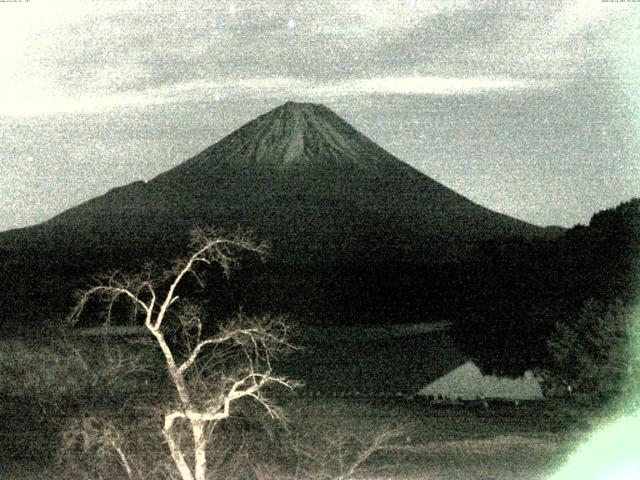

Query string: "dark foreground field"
[0, 393, 587, 480]
[0, 333, 590, 480]
[284, 397, 584, 479]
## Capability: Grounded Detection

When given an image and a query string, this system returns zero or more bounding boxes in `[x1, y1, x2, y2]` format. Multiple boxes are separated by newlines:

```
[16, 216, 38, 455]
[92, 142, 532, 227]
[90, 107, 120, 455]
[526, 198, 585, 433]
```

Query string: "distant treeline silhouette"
[451, 198, 640, 377]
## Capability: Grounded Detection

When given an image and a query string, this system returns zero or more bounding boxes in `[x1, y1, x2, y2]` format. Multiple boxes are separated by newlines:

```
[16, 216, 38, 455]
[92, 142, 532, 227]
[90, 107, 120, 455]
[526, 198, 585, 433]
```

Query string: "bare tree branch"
[69, 228, 291, 480]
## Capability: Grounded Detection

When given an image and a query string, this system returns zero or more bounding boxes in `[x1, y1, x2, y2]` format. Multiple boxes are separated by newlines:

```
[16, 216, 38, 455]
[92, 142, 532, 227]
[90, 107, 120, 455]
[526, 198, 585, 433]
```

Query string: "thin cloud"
[0, 1, 622, 119]
[0, 76, 550, 117]
[312, 76, 549, 97]
[313, 0, 484, 36]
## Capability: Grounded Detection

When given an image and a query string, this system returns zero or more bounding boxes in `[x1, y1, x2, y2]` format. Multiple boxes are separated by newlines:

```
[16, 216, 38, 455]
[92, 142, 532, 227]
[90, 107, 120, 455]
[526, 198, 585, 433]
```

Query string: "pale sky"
[1, 0, 639, 230]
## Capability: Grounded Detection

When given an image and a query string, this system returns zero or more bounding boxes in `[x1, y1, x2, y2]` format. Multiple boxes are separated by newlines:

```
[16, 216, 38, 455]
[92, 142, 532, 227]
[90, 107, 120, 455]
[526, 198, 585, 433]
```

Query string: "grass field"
[0, 331, 591, 479]
[0, 394, 586, 480]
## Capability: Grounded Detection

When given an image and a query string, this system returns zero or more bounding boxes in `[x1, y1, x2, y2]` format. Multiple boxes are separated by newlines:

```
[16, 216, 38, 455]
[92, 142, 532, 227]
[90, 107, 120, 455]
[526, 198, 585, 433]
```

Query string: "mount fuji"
[0, 102, 549, 327]
[1, 101, 543, 263]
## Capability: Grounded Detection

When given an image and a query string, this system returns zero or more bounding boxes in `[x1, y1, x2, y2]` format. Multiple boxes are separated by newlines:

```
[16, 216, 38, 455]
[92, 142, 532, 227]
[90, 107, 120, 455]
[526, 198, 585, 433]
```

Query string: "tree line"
[451, 198, 640, 406]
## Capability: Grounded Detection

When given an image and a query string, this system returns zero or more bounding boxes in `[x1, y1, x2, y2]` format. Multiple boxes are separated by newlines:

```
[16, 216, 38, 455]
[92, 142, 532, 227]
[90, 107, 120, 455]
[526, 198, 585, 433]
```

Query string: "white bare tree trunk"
[163, 415, 195, 480]
[192, 419, 207, 480]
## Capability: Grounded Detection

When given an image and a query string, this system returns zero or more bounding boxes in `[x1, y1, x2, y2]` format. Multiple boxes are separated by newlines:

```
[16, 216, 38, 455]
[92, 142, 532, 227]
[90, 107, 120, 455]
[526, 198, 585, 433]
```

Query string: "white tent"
[419, 360, 543, 400]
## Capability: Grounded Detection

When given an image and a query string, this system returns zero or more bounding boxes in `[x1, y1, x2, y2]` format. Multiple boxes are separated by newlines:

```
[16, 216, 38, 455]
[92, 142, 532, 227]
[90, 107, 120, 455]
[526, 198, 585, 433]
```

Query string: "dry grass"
[3, 429, 578, 480]
[0, 333, 160, 399]
[270, 397, 584, 480]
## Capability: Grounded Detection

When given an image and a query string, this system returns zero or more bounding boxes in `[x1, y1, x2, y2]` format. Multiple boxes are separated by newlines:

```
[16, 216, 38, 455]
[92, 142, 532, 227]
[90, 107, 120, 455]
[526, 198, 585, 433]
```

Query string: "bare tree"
[70, 228, 297, 480]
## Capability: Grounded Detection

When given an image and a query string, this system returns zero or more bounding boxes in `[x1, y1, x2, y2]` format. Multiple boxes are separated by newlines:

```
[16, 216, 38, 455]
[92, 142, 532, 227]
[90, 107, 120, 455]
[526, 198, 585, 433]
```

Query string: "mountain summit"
[168, 101, 409, 174]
